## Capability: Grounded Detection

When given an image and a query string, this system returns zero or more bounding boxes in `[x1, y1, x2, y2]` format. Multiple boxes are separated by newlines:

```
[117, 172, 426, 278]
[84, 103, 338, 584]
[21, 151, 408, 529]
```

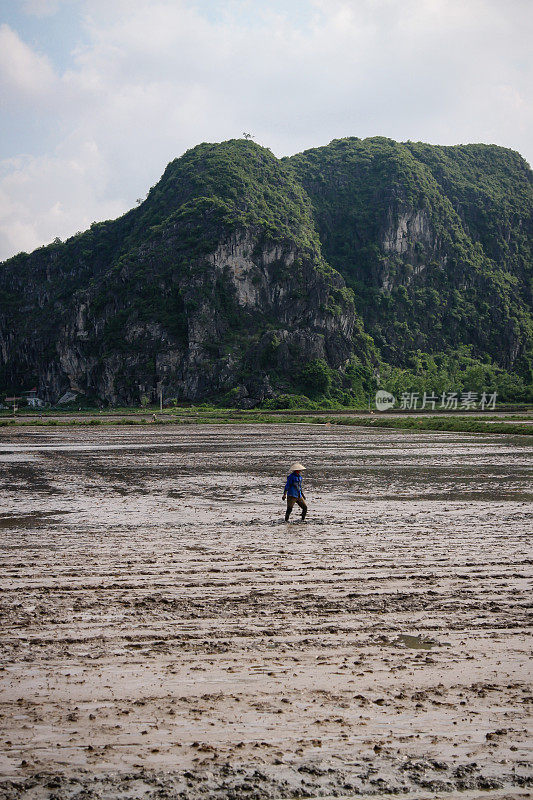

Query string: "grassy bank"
[0, 410, 531, 435]
[337, 415, 533, 436]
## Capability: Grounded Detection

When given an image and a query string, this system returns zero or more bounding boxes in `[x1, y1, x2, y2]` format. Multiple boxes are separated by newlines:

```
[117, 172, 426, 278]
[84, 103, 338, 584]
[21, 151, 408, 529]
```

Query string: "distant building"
[28, 396, 46, 408]
[23, 389, 47, 409]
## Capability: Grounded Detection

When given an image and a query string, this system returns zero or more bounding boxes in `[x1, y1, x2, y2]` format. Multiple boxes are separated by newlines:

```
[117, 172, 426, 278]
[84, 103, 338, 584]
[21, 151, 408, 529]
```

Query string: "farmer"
[283, 462, 307, 522]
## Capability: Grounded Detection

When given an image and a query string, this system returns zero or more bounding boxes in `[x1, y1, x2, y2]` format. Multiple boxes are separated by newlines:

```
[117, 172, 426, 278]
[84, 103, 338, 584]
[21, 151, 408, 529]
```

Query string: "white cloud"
[0, 142, 125, 258]
[0, 0, 532, 261]
[0, 23, 56, 102]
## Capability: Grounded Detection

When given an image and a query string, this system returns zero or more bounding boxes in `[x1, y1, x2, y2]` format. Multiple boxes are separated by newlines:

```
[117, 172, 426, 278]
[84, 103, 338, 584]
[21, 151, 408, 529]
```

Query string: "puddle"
[0, 511, 70, 529]
[393, 633, 436, 649]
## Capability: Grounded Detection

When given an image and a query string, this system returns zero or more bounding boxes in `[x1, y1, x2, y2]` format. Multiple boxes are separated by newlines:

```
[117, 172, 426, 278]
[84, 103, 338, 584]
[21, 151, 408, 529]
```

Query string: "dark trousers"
[285, 495, 307, 521]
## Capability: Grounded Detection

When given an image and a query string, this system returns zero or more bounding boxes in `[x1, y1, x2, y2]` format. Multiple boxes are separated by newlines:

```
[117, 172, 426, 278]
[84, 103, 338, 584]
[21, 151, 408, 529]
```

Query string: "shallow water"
[393, 634, 437, 650]
[0, 424, 531, 799]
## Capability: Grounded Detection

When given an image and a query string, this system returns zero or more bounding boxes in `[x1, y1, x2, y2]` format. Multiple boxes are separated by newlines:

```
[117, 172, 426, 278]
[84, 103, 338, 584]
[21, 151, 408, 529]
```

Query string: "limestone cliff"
[288, 137, 532, 375]
[0, 140, 365, 405]
[1, 136, 531, 404]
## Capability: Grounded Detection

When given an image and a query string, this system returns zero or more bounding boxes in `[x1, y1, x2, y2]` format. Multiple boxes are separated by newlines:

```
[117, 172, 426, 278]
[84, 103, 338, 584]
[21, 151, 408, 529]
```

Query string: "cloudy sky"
[0, 0, 531, 261]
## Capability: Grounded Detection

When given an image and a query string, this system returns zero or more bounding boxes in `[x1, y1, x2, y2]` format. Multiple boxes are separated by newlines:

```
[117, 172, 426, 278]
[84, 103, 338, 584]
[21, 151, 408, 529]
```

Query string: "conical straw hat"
[289, 462, 306, 471]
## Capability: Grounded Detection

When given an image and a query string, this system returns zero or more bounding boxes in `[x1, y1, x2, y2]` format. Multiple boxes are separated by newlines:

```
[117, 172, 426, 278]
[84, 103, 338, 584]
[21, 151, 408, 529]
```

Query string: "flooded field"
[0, 424, 532, 799]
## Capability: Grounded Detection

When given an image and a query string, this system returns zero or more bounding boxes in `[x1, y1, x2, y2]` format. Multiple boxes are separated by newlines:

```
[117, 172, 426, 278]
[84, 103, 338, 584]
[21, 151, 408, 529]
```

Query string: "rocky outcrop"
[289, 137, 532, 373]
[1, 136, 531, 402]
[381, 209, 434, 256]
[0, 224, 357, 405]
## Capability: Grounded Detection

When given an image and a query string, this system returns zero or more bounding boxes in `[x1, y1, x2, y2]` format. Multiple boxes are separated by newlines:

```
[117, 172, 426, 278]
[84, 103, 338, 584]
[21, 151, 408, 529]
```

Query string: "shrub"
[299, 359, 332, 396]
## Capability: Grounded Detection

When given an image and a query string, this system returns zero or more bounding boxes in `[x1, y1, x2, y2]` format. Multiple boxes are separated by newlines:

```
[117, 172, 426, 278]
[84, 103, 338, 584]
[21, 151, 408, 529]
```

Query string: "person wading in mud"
[282, 462, 307, 522]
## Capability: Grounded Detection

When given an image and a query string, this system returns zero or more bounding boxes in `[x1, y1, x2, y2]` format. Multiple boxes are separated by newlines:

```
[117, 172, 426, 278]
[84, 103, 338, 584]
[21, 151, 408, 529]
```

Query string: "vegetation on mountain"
[288, 137, 532, 391]
[0, 136, 531, 406]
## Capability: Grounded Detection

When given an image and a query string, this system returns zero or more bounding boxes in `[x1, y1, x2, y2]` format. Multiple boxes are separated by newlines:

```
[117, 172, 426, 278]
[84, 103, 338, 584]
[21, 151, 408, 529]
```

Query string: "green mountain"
[288, 138, 532, 374]
[0, 137, 531, 406]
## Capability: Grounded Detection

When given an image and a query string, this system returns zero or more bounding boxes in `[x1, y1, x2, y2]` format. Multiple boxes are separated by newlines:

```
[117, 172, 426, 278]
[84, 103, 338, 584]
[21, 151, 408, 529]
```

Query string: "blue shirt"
[284, 472, 303, 498]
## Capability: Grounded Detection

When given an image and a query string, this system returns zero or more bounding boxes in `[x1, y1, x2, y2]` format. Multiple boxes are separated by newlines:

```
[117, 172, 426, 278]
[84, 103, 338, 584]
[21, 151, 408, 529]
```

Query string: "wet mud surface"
[0, 424, 532, 799]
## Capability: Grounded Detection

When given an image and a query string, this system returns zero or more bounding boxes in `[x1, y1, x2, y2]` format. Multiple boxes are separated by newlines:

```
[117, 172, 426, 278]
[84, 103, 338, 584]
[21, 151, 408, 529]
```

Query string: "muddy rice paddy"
[0, 424, 532, 799]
